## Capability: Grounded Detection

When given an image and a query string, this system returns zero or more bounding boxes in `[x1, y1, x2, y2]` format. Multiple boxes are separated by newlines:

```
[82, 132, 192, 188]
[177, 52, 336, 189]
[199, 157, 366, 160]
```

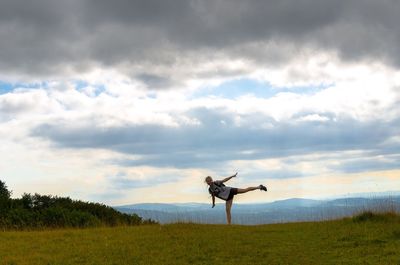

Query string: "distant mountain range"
[115, 192, 400, 225]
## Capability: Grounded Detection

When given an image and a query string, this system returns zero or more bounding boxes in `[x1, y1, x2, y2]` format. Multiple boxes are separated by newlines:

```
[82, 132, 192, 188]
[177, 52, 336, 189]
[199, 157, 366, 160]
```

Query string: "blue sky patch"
[0, 81, 14, 95]
[0, 79, 107, 97]
[74, 80, 89, 90]
[73, 80, 106, 97]
[0, 80, 47, 94]
[193, 78, 332, 99]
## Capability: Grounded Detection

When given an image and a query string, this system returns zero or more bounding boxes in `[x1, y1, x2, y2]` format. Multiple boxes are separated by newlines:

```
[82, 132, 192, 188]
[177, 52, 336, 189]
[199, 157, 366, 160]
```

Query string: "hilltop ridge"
[116, 193, 400, 224]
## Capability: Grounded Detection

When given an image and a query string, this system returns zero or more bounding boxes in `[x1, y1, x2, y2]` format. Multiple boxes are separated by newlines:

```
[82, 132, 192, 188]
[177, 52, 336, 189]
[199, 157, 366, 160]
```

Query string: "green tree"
[0, 180, 12, 214]
[0, 180, 11, 199]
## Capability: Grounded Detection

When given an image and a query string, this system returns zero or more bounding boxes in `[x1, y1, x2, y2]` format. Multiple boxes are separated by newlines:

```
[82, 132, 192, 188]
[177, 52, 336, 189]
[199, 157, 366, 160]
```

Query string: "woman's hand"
[222, 172, 238, 183]
[212, 203, 215, 208]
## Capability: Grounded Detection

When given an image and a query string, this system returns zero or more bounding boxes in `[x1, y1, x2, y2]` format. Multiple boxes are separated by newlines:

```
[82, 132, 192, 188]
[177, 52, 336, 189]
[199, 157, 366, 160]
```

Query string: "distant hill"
[115, 194, 400, 224]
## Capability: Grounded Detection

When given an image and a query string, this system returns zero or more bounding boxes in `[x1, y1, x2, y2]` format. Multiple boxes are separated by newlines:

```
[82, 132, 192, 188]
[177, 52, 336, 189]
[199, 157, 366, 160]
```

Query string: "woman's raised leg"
[237, 186, 260, 194]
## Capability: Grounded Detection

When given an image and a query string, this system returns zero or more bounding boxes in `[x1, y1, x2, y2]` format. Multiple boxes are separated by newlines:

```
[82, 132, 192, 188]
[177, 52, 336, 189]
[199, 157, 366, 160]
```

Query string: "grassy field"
[0, 212, 399, 265]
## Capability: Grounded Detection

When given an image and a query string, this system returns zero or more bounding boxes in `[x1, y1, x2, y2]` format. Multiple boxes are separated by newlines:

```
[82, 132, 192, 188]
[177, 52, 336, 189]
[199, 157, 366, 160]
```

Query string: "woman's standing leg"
[226, 199, 233, 224]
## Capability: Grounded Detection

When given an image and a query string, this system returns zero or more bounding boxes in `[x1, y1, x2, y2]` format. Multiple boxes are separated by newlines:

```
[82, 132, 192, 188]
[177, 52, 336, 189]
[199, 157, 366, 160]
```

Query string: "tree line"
[0, 180, 156, 230]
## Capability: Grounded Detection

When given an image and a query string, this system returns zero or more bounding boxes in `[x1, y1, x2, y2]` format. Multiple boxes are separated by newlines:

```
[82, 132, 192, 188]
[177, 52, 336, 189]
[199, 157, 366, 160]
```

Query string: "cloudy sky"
[1, 0, 400, 205]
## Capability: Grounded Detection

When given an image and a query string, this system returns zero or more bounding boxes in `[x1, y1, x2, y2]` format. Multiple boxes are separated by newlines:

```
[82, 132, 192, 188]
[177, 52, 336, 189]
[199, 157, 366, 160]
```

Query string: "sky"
[1, 0, 400, 205]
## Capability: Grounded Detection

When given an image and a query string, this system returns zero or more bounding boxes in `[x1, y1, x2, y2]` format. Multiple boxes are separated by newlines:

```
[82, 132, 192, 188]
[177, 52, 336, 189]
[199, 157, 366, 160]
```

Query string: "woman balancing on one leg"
[205, 172, 267, 224]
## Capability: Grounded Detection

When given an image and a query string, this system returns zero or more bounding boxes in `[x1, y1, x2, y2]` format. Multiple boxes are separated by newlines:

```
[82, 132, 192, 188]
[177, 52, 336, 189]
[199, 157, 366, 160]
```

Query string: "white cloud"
[1, 1, 400, 204]
[297, 114, 330, 122]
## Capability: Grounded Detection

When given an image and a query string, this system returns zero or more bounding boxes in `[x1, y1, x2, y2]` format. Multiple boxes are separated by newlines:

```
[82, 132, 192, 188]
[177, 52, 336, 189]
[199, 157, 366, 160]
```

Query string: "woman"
[205, 172, 267, 224]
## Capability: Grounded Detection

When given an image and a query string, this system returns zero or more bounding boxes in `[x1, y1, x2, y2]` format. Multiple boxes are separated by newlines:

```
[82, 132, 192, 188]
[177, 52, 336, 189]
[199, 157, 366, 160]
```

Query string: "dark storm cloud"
[2, 0, 400, 79]
[136, 74, 174, 89]
[31, 108, 400, 171]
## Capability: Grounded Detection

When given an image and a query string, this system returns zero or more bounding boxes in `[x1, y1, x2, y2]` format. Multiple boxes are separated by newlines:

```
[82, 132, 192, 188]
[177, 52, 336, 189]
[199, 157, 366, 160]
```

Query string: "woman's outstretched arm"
[222, 172, 237, 183]
[211, 195, 216, 208]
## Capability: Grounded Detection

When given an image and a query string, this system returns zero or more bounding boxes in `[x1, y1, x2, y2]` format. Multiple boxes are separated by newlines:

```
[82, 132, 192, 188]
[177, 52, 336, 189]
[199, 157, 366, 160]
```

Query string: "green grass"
[0, 212, 399, 265]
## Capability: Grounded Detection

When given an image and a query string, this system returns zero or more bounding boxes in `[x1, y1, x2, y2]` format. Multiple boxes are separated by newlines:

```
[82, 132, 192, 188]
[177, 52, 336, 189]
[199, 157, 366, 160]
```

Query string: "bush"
[0, 179, 156, 230]
[352, 211, 399, 223]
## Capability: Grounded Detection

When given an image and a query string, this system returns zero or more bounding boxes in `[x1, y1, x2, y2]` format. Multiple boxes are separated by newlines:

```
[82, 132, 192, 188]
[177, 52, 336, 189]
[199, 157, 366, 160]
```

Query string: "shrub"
[0, 179, 156, 230]
[352, 211, 399, 223]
